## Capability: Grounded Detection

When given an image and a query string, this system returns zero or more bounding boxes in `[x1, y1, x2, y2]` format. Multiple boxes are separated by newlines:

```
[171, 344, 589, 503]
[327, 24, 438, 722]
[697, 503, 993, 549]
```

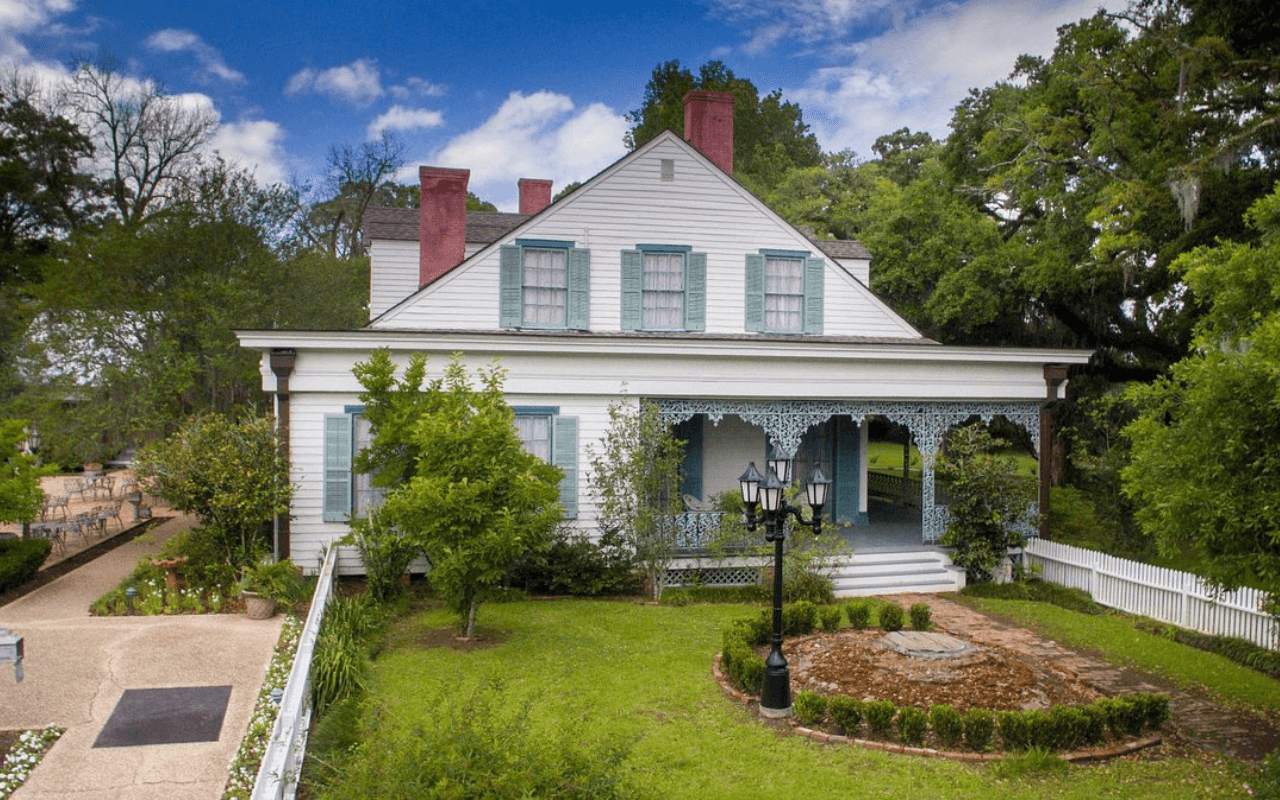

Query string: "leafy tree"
[625, 60, 822, 189]
[355, 350, 562, 636]
[132, 413, 292, 565]
[587, 400, 684, 601]
[1122, 185, 1280, 603]
[937, 424, 1036, 582]
[0, 419, 43, 525]
[466, 191, 496, 212]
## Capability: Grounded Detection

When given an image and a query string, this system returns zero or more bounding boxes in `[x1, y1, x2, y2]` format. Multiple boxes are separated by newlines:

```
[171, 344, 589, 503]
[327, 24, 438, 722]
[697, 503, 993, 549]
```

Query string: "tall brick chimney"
[683, 90, 734, 174]
[419, 166, 470, 287]
[518, 178, 553, 215]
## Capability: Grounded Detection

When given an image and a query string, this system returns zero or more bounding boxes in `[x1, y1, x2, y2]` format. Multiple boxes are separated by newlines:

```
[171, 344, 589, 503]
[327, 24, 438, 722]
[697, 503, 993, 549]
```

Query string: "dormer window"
[500, 239, 590, 330]
[621, 244, 707, 332]
[745, 249, 825, 334]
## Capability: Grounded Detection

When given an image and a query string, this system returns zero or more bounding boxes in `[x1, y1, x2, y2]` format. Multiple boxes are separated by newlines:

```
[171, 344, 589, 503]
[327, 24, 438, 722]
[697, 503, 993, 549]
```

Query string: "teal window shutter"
[675, 415, 703, 499]
[499, 245, 522, 327]
[553, 416, 579, 519]
[833, 415, 860, 524]
[620, 249, 643, 330]
[323, 414, 353, 522]
[566, 248, 590, 330]
[744, 253, 765, 332]
[804, 256, 825, 334]
[686, 252, 707, 331]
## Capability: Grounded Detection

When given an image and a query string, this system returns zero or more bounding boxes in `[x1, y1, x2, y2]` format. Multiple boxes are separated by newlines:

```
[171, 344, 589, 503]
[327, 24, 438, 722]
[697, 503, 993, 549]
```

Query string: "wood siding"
[371, 135, 918, 339]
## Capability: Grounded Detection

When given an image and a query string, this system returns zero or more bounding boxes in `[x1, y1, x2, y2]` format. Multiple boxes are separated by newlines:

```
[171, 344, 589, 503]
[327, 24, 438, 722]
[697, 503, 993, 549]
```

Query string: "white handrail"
[251, 545, 338, 800]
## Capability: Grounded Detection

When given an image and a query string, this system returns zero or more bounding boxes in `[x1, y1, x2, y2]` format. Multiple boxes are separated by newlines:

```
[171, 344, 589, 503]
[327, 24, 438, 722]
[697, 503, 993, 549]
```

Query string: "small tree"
[936, 423, 1035, 582]
[587, 400, 685, 601]
[0, 420, 43, 525]
[358, 350, 562, 636]
[133, 413, 292, 565]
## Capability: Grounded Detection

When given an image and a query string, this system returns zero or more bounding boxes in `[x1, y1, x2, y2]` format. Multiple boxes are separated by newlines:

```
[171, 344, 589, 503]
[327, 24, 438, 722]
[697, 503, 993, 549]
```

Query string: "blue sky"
[2, 0, 1110, 211]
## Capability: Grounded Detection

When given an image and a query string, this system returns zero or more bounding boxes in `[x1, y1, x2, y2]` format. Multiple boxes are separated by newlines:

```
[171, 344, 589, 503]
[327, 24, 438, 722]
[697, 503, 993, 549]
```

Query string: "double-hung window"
[512, 407, 579, 518]
[744, 249, 825, 334]
[620, 245, 707, 331]
[500, 239, 590, 330]
[323, 407, 385, 522]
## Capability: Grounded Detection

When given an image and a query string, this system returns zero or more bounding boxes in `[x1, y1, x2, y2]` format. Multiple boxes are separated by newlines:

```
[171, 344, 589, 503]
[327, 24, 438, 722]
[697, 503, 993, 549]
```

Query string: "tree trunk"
[463, 598, 479, 638]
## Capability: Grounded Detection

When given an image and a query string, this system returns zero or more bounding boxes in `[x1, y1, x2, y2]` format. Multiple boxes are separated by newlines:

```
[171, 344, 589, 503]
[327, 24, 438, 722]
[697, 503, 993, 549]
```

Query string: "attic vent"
[660, 159, 675, 182]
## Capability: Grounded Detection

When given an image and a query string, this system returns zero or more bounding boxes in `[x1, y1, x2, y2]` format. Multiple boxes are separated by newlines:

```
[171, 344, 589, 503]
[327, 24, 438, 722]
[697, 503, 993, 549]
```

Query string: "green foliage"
[0, 420, 43, 524]
[1100, 696, 1147, 739]
[962, 578, 1102, 615]
[507, 527, 640, 597]
[356, 350, 562, 637]
[586, 399, 685, 601]
[133, 413, 291, 565]
[1135, 621, 1280, 680]
[909, 603, 932, 631]
[782, 567, 835, 605]
[238, 558, 305, 603]
[1255, 748, 1280, 800]
[0, 536, 50, 593]
[937, 424, 1034, 582]
[827, 695, 863, 735]
[877, 602, 904, 632]
[845, 600, 872, 629]
[929, 704, 963, 748]
[963, 707, 995, 751]
[341, 508, 418, 603]
[989, 747, 1068, 780]
[624, 60, 822, 189]
[818, 605, 842, 633]
[792, 690, 827, 726]
[781, 600, 818, 636]
[660, 584, 769, 605]
[897, 705, 928, 745]
[311, 596, 382, 716]
[864, 699, 897, 737]
[998, 709, 1033, 751]
[325, 680, 644, 800]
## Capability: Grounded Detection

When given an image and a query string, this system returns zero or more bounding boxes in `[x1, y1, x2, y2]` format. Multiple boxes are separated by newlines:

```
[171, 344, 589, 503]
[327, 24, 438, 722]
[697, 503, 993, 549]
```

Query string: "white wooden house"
[238, 91, 1091, 576]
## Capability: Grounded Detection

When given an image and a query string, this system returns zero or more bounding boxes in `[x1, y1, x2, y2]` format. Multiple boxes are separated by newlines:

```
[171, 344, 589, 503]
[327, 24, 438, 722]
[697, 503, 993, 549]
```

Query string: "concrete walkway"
[1, 515, 285, 799]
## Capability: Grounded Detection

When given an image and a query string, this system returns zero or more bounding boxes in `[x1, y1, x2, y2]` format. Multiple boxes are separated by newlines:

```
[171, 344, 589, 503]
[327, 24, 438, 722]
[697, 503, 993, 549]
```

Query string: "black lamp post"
[738, 457, 830, 715]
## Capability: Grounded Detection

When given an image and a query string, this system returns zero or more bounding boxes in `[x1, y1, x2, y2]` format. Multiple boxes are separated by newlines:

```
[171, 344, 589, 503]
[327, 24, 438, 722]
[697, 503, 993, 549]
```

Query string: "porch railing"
[664, 511, 727, 552]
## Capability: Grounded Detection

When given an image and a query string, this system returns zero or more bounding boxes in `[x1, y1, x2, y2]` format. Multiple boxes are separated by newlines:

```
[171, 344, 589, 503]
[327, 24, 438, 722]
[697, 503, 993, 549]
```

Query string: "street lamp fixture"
[738, 459, 828, 716]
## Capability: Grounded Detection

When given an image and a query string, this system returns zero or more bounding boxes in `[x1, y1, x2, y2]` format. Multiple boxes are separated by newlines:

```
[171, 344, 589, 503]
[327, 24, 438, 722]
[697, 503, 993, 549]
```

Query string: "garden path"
[897, 593, 1280, 762]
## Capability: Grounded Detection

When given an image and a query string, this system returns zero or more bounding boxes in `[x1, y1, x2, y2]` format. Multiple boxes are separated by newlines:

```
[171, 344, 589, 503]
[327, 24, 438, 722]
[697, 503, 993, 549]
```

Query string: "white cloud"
[366, 105, 444, 139]
[788, 0, 1114, 157]
[711, 0, 907, 46]
[211, 119, 289, 185]
[425, 91, 627, 211]
[0, 0, 77, 63]
[285, 58, 382, 107]
[389, 76, 446, 99]
[145, 28, 244, 83]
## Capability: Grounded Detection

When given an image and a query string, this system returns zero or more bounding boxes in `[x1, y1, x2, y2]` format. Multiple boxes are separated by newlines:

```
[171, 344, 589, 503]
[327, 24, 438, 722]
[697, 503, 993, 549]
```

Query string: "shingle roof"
[363, 207, 529, 244]
[810, 238, 872, 260]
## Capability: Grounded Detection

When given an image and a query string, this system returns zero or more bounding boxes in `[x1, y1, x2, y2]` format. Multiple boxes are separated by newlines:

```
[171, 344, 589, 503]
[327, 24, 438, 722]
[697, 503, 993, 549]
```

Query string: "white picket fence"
[1023, 538, 1278, 650]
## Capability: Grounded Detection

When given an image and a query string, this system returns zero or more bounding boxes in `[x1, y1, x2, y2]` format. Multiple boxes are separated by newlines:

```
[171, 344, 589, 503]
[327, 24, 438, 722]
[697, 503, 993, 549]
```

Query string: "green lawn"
[867, 440, 1038, 479]
[311, 598, 1256, 799]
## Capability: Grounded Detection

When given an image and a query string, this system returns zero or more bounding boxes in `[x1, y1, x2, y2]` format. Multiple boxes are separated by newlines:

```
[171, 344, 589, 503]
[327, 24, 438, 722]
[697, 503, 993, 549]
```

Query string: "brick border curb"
[712, 654, 1162, 762]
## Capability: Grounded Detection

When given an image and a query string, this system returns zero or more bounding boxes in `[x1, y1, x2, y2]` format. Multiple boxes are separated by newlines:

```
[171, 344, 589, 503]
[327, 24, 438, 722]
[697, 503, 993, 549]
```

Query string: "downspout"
[269, 349, 296, 561]
[1039, 364, 1070, 538]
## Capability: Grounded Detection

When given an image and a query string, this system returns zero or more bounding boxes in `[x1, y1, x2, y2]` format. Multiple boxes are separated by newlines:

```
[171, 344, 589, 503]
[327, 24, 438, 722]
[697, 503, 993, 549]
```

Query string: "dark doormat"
[93, 685, 233, 748]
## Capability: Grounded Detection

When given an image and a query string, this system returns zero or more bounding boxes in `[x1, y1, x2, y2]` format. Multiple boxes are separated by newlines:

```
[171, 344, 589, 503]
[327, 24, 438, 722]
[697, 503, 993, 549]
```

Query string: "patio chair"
[44, 493, 70, 521]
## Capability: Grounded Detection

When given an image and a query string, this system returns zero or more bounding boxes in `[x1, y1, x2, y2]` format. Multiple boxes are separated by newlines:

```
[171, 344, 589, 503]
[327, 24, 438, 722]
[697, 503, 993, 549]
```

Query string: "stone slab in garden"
[880, 630, 975, 659]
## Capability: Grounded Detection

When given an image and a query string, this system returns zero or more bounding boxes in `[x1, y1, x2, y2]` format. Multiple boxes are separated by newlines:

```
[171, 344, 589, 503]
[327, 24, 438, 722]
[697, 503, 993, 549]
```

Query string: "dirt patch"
[417, 626, 509, 652]
[788, 629, 1101, 712]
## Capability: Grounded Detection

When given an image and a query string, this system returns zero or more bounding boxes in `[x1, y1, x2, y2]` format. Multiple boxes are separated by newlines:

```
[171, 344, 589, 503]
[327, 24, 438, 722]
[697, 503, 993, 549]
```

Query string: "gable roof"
[363, 207, 529, 246]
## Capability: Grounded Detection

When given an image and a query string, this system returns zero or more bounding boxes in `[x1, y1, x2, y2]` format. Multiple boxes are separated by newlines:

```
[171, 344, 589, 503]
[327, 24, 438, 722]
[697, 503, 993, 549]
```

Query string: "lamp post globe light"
[738, 458, 829, 716]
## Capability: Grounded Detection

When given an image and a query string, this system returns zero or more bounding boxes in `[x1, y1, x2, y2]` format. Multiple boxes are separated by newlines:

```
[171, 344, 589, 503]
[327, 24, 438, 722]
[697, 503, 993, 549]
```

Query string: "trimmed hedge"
[0, 537, 52, 594]
[962, 578, 1102, 615]
[1135, 620, 1280, 681]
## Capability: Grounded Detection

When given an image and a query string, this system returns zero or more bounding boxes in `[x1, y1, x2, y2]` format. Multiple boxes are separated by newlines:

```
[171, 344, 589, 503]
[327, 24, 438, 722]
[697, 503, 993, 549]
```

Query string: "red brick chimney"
[518, 178, 553, 215]
[683, 90, 734, 174]
[419, 166, 470, 287]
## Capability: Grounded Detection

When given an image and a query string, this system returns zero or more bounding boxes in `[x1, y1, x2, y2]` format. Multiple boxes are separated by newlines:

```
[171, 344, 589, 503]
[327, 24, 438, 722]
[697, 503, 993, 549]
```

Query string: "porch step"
[829, 548, 963, 597]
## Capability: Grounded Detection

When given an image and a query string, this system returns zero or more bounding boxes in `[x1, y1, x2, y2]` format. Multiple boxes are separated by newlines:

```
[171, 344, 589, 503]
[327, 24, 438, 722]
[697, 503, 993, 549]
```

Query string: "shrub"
[1079, 703, 1108, 746]
[1135, 693, 1171, 730]
[783, 600, 819, 635]
[784, 569, 835, 604]
[898, 705, 928, 745]
[722, 639, 763, 694]
[311, 596, 381, 715]
[793, 690, 827, 726]
[828, 695, 863, 734]
[929, 704, 963, 748]
[1100, 696, 1146, 738]
[507, 528, 640, 597]
[660, 584, 768, 605]
[845, 600, 871, 629]
[909, 603, 932, 630]
[819, 605, 842, 632]
[878, 602, 904, 632]
[963, 707, 995, 751]
[865, 699, 897, 737]
[0, 537, 51, 594]
[238, 558, 306, 603]
[343, 509, 419, 603]
[998, 710, 1032, 751]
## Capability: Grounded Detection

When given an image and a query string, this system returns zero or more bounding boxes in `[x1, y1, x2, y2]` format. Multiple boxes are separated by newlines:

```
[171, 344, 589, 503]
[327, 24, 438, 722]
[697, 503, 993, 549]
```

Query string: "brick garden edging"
[711, 654, 1162, 763]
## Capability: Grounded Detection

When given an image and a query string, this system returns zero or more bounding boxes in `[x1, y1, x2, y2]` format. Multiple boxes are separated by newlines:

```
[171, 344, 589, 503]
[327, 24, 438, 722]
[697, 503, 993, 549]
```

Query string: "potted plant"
[238, 559, 303, 619]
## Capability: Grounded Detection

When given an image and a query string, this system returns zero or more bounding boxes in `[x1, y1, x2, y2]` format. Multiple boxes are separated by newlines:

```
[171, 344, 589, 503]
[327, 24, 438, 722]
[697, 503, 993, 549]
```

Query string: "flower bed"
[222, 614, 302, 800]
[0, 726, 63, 798]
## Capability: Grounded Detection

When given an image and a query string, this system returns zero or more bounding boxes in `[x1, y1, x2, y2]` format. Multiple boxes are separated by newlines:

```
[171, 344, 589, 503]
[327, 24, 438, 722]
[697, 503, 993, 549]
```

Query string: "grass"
[867, 440, 1039, 479]
[309, 597, 1255, 799]
[956, 595, 1280, 715]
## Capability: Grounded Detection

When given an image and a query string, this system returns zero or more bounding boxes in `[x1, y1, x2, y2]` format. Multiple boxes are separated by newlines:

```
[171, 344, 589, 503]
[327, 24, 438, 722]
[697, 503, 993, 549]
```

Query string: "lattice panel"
[664, 566, 763, 587]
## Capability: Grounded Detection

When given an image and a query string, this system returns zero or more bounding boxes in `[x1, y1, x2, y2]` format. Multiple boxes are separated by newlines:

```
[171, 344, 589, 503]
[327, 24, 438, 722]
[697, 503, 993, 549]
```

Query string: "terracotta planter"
[242, 591, 277, 620]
